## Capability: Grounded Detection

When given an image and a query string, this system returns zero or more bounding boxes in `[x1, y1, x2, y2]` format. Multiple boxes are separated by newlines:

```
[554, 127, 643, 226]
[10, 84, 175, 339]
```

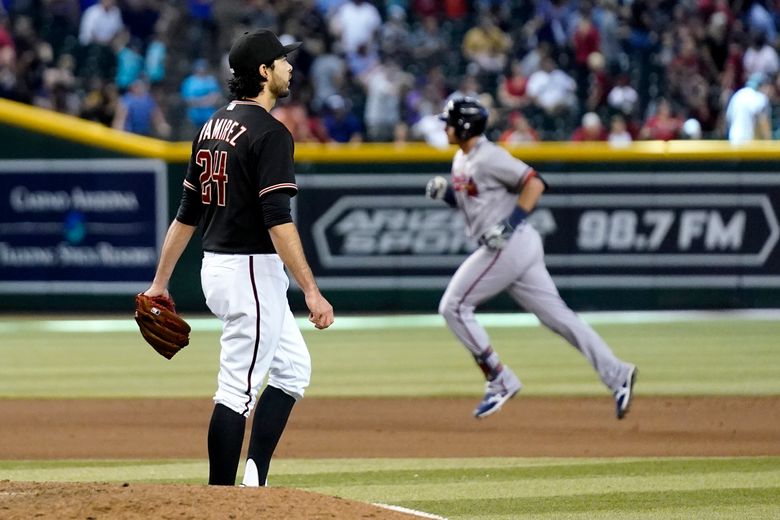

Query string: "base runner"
[426, 97, 637, 419]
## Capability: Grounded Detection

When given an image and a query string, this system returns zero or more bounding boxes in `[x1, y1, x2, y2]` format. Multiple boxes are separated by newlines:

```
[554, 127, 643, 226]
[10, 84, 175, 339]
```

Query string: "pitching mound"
[0, 481, 427, 519]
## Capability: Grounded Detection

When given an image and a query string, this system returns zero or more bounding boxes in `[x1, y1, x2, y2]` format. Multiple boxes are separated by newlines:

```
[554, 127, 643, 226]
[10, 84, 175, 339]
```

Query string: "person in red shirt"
[639, 98, 682, 140]
[572, 9, 600, 104]
[571, 111, 607, 141]
[497, 59, 529, 110]
[499, 111, 539, 144]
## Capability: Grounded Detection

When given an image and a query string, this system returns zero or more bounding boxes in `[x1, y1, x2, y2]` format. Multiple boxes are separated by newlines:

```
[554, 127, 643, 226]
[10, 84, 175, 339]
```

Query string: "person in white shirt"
[328, 0, 382, 54]
[742, 32, 779, 78]
[79, 0, 124, 46]
[725, 72, 772, 145]
[525, 57, 577, 116]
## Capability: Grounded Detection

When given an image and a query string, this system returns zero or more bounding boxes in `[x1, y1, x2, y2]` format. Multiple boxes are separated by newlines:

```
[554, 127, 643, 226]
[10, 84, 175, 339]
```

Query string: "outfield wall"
[1, 98, 778, 312]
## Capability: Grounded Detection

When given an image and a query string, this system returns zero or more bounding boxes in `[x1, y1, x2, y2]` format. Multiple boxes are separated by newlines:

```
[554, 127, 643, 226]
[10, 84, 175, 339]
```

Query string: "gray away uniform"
[438, 136, 632, 393]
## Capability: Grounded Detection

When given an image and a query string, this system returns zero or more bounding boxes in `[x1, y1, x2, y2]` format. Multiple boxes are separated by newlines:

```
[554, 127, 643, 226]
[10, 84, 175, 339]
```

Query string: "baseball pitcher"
[142, 30, 334, 486]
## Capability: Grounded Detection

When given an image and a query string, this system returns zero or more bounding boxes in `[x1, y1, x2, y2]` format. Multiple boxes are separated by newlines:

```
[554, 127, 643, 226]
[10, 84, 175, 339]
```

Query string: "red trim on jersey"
[243, 256, 262, 416]
[515, 168, 536, 192]
[183, 179, 198, 192]
[258, 183, 298, 198]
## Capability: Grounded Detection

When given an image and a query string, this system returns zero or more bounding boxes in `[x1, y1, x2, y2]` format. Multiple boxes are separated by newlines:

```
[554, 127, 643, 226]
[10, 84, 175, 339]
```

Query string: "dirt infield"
[2, 396, 778, 459]
[2, 396, 778, 518]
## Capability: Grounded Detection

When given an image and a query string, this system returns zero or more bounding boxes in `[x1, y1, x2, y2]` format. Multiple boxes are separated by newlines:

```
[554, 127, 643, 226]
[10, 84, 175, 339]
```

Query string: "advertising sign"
[0, 159, 167, 293]
[295, 173, 780, 290]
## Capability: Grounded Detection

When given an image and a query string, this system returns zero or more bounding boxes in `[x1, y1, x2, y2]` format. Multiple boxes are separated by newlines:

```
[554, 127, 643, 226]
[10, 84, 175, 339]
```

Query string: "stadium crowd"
[0, 0, 778, 143]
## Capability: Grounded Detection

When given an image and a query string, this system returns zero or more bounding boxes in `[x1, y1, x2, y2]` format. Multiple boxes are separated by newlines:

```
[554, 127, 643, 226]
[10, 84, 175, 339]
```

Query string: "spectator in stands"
[681, 117, 702, 139]
[404, 67, 446, 129]
[528, 0, 575, 50]
[329, 0, 382, 55]
[346, 41, 380, 81]
[701, 11, 730, 80]
[725, 72, 772, 144]
[607, 73, 638, 117]
[499, 111, 539, 144]
[112, 77, 170, 138]
[322, 94, 363, 142]
[592, 0, 621, 70]
[746, 0, 777, 44]
[114, 32, 144, 91]
[572, 7, 600, 105]
[78, 0, 123, 46]
[144, 30, 167, 86]
[35, 52, 80, 115]
[39, 0, 80, 58]
[120, 0, 160, 44]
[526, 56, 577, 117]
[13, 16, 47, 104]
[363, 58, 413, 141]
[720, 40, 746, 101]
[462, 15, 511, 76]
[81, 77, 119, 126]
[409, 15, 450, 73]
[607, 114, 632, 146]
[667, 34, 707, 107]
[0, 12, 14, 57]
[186, 0, 216, 60]
[180, 58, 221, 128]
[584, 51, 611, 114]
[742, 31, 779, 79]
[309, 38, 347, 112]
[272, 99, 328, 142]
[639, 98, 683, 140]
[0, 13, 14, 98]
[447, 73, 481, 103]
[496, 59, 529, 110]
[380, 5, 411, 67]
[571, 111, 607, 141]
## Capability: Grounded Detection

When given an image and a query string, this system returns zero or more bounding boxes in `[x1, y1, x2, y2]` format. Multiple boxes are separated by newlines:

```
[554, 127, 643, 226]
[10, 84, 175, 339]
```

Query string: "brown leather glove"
[134, 293, 191, 359]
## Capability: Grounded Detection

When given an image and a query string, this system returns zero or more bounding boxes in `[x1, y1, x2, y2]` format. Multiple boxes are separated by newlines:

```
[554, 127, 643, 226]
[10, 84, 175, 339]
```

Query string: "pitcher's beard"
[270, 80, 290, 98]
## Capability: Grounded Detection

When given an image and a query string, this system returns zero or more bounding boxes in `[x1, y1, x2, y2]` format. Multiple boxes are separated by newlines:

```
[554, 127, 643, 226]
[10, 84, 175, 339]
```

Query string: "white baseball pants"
[201, 252, 311, 417]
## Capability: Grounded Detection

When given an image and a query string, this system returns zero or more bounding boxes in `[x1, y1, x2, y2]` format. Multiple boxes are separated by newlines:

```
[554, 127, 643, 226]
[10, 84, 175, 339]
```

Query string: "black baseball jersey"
[176, 100, 297, 254]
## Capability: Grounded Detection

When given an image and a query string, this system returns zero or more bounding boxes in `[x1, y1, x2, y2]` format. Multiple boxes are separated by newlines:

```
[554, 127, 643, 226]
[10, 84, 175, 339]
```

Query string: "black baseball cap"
[228, 30, 301, 75]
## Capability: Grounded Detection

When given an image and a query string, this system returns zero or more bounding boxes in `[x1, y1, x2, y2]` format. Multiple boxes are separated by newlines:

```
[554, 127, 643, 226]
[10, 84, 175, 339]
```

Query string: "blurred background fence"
[1, 99, 779, 313]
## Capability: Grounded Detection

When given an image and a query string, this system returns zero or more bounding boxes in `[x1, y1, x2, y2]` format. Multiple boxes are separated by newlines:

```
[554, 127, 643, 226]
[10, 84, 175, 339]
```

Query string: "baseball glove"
[134, 293, 191, 359]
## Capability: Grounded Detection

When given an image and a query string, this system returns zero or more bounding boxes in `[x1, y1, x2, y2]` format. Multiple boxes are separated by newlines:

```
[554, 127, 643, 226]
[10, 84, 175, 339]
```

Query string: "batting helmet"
[439, 97, 489, 140]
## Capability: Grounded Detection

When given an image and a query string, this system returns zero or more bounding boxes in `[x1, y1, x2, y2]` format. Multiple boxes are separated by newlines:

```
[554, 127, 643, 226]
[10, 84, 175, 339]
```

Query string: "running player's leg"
[201, 253, 287, 484]
[507, 229, 633, 391]
[243, 303, 311, 486]
[439, 246, 519, 380]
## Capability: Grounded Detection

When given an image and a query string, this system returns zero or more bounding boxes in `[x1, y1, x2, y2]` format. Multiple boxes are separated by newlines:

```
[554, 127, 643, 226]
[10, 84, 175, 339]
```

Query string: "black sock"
[245, 386, 296, 486]
[473, 346, 503, 380]
[207, 403, 246, 485]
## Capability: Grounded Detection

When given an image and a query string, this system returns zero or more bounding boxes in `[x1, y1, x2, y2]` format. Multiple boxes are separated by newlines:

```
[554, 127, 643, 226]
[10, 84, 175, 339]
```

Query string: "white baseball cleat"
[240, 459, 261, 487]
[614, 365, 638, 419]
[473, 366, 522, 419]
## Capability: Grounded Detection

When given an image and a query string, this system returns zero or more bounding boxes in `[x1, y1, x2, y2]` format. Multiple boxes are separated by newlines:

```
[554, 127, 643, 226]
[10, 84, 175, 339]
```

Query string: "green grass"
[2, 457, 779, 519]
[0, 318, 778, 397]
[1, 314, 779, 518]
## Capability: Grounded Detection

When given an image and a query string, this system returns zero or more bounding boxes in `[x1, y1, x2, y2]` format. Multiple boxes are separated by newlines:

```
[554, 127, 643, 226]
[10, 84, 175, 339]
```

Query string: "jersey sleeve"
[253, 127, 298, 199]
[490, 146, 537, 192]
[175, 140, 204, 225]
